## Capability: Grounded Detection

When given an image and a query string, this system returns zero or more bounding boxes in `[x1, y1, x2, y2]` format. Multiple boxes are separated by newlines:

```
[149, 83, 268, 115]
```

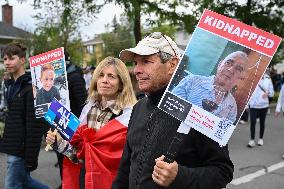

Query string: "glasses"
[145, 32, 177, 56]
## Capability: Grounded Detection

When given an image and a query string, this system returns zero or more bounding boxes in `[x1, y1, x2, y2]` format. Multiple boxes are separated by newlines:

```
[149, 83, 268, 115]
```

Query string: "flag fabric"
[62, 157, 82, 189]
[62, 107, 132, 189]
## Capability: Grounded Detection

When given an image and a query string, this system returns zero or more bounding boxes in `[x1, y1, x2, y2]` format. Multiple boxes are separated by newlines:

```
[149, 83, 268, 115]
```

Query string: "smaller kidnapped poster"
[29, 47, 70, 118]
[158, 9, 282, 146]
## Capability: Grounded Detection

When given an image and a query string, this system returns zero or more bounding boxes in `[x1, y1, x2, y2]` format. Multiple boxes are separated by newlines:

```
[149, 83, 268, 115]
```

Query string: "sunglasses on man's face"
[145, 32, 177, 56]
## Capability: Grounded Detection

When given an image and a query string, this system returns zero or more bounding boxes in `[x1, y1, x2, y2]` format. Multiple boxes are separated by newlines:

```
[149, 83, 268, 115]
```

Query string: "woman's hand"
[46, 129, 61, 145]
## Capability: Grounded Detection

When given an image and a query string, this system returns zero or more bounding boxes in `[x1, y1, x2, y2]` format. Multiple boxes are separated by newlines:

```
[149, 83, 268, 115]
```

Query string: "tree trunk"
[133, 3, 141, 44]
[244, 0, 252, 25]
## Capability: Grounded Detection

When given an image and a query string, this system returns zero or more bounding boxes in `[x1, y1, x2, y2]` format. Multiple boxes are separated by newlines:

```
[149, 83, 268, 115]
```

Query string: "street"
[227, 108, 284, 189]
[1, 108, 284, 189]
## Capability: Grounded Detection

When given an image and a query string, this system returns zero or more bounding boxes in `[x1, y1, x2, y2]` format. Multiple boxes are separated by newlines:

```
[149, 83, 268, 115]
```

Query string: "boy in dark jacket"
[0, 43, 49, 189]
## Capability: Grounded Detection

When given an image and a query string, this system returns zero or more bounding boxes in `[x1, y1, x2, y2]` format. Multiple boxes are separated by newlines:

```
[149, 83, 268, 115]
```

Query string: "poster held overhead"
[159, 9, 282, 154]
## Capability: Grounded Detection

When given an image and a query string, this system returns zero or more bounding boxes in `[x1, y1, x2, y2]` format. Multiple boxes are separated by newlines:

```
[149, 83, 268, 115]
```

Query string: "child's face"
[41, 69, 55, 91]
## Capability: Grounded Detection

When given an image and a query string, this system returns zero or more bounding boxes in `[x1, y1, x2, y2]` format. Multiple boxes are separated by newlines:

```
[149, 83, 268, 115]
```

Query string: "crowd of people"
[0, 33, 283, 189]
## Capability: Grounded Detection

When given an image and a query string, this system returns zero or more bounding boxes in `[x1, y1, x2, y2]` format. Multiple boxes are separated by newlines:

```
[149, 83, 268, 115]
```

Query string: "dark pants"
[249, 108, 268, 139]
[241, 109, 249, 122]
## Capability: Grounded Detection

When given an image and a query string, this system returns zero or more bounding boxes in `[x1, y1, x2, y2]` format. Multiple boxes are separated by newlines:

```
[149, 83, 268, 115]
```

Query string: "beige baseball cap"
[120, 32, 180, 62]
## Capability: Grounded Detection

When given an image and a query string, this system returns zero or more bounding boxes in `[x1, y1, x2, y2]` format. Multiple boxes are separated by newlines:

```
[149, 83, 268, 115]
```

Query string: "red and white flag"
[62, 105, 132, 189]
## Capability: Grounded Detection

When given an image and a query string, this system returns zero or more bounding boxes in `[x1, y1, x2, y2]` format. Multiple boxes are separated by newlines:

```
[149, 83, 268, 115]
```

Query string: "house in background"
[82, 35, 104, 67]
[0, 3, 31, 64]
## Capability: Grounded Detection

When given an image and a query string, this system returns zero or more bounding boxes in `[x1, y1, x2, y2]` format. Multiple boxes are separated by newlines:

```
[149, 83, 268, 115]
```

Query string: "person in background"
[239, 107, 249, 124]
[275, 84, 284, 158]
[0, 43, 49, 189]
[83, 66, 95, 91]
[0, 71, 10, 110]
[248, 72, 274, 147]
[46, 56, 137, 189]
[0, 72, 10, 125]
[54, 51, 88, 189]
[112, 32, 233, 189]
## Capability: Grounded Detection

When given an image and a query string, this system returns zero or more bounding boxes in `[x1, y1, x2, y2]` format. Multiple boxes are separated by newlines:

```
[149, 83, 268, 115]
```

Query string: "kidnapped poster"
[159, 10, 282, 146]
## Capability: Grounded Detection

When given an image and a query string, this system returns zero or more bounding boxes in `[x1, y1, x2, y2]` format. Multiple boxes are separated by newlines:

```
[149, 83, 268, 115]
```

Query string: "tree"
[101, 15, 135, 58]
[84, 0, 197, 44]
[148, 24, 177, 39]
[194, 0, 284, 65]
[30, 0, 96, 65]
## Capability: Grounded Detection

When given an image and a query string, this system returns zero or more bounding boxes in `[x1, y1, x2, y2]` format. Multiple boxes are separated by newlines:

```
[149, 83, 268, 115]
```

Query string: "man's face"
[215, 54, 246, 91]
[41, 69, 55, 91]
[3, 55, 25, 75]
[133, 54, 172, 94]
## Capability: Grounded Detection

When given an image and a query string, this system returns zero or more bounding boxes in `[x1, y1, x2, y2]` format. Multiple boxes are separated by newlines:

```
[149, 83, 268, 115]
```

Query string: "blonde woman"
[46, 57, 137, 189]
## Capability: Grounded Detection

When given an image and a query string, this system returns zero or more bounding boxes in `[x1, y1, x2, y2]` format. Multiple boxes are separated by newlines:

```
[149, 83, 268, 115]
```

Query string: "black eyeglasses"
[145, 32, 177, 56]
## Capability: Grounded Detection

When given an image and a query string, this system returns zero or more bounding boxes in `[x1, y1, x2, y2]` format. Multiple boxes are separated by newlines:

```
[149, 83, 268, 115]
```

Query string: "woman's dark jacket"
[112, 87, 234, 189]
[0, 72, 48, 171]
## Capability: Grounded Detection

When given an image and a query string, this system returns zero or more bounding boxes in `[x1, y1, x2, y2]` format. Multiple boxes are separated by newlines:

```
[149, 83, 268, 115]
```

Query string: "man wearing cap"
[172, 51, 248, 123]
[112, 32, 233, 189]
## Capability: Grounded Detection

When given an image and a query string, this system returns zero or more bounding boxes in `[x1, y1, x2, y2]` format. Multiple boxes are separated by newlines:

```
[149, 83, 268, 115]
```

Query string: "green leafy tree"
[148, 24, 177, 39]
[194, 0, 284, 65]
[101, 15, 135, 58]
[84, 0, 196, 44]
[30, 0, 96, 65]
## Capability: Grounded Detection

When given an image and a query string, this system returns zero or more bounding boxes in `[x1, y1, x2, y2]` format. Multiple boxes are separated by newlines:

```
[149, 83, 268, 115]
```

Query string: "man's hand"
[152, 155, 178, 187]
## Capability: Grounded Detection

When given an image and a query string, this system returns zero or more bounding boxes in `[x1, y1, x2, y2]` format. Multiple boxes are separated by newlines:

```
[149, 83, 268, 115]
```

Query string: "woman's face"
[41, 69, 55, 91]
[97, 65, 121, 101]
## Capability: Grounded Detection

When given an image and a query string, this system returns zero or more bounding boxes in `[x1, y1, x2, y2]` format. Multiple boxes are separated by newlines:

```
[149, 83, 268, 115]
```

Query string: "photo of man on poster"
[172, 51, 248, 123]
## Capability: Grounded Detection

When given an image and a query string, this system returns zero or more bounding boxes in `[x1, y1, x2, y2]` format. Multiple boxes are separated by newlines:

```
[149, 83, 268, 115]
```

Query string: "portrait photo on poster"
[167, 28, 271, 124]
[31, 59, 69, 117]
[165, 28, 270, 123]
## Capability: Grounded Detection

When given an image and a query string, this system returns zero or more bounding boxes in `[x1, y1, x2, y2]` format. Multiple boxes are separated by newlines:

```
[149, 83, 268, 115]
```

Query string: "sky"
[0, 0, 123, 40]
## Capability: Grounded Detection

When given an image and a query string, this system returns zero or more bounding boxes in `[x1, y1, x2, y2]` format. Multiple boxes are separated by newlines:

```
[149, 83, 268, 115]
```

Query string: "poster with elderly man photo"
[159, 9, 282, 146]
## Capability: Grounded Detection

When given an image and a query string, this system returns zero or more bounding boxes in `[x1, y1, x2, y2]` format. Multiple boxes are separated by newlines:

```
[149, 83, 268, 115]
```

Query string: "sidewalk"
[0, 147, 61, 188]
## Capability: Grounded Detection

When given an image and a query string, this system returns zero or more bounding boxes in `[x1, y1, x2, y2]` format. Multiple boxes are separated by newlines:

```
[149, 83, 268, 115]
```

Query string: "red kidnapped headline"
[199, 10, 282, 57]
[29, 48, 64, 67]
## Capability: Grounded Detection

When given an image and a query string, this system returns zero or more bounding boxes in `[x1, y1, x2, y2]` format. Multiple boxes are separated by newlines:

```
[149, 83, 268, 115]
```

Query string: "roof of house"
[0, 21, 31, 40]
[83, 36, 103, 46]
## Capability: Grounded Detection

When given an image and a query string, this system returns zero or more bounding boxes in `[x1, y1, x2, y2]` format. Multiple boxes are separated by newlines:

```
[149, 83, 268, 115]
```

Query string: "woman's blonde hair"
[88, 56, 137, 109]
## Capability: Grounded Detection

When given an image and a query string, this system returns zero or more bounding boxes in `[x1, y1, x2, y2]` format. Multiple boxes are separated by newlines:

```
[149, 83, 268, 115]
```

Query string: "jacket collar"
[6, 72, 31, 87]
[148, 86, 167, 106]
